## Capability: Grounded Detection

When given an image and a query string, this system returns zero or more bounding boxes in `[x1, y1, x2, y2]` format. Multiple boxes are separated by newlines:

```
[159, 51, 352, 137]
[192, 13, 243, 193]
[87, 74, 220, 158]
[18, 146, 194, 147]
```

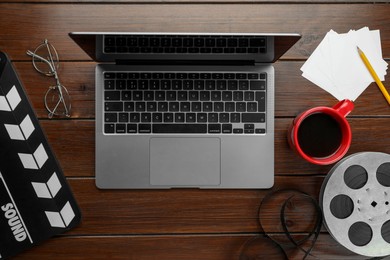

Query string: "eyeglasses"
[27, 39, 71, 118]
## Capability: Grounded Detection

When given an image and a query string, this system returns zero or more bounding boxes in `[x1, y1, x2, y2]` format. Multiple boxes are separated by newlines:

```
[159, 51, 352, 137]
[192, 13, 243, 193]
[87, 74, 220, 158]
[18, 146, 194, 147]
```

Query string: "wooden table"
[1, 1, 390, 259]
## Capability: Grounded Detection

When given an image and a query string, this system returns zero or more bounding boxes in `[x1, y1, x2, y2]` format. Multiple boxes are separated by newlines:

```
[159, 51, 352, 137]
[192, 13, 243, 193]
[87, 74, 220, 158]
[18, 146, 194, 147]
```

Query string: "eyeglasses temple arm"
[26, 50, 59, 75]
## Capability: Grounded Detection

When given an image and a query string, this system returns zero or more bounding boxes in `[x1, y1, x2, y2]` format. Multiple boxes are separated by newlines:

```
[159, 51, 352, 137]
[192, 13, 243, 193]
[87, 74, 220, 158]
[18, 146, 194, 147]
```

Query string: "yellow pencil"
[357, 46, 390, 105]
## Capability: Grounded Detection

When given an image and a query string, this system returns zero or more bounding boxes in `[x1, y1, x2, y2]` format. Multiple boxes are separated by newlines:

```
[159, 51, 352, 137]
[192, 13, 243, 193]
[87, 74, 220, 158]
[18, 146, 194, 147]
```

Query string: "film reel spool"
[320, 152, 390, 257]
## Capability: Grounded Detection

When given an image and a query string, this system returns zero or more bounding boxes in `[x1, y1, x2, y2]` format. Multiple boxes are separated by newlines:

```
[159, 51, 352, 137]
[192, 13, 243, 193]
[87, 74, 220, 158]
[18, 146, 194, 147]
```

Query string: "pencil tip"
[357, 46, 362, 52]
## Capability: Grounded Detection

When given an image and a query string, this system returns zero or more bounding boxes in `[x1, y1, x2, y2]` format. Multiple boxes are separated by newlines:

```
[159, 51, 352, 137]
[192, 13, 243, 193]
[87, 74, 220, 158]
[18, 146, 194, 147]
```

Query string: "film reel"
[320, 152, 390, 257]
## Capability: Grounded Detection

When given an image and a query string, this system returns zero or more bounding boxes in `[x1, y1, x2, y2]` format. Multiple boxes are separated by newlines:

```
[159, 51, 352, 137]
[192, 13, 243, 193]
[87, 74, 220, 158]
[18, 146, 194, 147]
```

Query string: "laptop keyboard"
[103, 71, 267, 134]
[103, 35, 267, 54]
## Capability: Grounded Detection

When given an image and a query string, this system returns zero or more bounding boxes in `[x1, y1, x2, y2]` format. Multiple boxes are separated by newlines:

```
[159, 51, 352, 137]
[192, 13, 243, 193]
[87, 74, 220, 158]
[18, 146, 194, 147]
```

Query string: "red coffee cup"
[288, 99, 354, 165]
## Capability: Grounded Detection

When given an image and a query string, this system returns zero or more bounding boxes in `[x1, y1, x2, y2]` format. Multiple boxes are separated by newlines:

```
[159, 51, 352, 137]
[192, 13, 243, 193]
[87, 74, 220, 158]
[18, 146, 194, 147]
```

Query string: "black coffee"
[297, 113, 343, 158]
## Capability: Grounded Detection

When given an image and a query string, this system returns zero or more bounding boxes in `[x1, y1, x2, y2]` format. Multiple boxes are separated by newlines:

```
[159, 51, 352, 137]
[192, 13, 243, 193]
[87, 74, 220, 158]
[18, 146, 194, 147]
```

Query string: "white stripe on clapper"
[0, 172, 33, 243]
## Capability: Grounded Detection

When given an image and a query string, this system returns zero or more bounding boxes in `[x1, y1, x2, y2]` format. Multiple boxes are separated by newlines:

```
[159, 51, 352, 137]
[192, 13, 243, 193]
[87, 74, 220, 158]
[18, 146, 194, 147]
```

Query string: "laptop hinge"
[115, 59, 255, 66]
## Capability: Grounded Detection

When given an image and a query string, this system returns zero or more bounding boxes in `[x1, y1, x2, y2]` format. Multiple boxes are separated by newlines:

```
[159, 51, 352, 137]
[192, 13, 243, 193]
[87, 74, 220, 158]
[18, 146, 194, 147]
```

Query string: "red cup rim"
[292, 107, 352, 165]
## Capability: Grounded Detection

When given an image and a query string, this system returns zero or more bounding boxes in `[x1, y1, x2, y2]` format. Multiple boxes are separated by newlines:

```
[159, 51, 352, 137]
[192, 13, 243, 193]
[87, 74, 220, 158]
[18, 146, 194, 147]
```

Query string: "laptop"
[69, 32, 301, 189]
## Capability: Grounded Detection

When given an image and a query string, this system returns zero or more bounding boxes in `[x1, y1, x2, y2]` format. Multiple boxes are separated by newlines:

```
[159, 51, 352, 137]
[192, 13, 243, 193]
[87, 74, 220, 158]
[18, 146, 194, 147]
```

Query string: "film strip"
[240, 189, 323, 259]
[0, 51, 81, 258]
[320, 152, 390, 257]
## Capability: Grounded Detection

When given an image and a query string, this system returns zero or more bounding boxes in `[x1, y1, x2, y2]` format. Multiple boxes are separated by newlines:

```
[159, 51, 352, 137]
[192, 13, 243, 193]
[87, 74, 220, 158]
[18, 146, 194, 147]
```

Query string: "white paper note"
[301, 27, 388, 101]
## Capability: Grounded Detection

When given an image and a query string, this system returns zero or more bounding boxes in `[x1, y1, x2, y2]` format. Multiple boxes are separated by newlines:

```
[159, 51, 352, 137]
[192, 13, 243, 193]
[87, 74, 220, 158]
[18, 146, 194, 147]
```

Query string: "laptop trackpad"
[150, 138, 221, 187]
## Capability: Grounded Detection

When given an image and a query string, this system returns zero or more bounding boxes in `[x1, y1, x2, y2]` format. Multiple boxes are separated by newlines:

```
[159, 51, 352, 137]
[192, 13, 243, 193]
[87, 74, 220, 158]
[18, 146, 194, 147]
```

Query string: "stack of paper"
[301, 27, 388, 101]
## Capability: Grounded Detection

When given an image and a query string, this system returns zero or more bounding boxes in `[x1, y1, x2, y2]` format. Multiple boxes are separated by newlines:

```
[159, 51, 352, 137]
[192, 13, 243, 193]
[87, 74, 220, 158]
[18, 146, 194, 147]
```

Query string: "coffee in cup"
[288, 99, 354, 165]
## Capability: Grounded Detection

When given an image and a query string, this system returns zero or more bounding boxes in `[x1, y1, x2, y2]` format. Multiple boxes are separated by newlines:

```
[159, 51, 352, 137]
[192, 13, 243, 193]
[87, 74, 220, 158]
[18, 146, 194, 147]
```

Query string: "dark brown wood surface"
[1, 1, 390, 259]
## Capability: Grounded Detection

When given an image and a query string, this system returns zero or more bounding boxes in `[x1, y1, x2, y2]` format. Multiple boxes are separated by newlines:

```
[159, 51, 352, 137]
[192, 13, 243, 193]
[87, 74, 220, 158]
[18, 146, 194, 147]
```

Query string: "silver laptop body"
[70, 32, 301, 189]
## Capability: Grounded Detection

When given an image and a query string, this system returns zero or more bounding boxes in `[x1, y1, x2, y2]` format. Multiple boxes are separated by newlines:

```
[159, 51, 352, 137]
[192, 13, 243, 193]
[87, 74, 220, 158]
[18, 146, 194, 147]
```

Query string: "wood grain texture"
[40, 118, 390, 177]
[14, 234, 368, 260]
[1, 4, 390, 60]
[1, 2, 390, 259]
[5, 0, 390, 3]
[13, 61, 390, 119]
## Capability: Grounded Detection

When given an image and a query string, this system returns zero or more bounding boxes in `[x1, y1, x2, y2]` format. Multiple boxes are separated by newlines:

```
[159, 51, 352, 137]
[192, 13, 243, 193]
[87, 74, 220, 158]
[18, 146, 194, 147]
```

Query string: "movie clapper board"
[0, 51, 81, 259]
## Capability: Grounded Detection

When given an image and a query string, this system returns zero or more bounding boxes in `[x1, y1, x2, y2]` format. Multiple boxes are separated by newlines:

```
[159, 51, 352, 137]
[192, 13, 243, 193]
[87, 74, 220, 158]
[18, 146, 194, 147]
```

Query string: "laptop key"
[104, 47, 116, 53]
[222, 91, 233, 101]
[127, 124, 137, 133]
[189, 91, 199, 101]
[116, 80, 126, 90]
[242, 113, 265, 123]
[186, 113, 196, 122]
[164, 113, 174, 122]
[200, 91, 210, 101]
[135, 102, 146, 111]
[104, 73, 116, 79]
[208, 113, 218, 122]
[194, 80, 205, 90]
[197, 113, 207, 122]
[236, 102, 246, 112]
[122, 91, 132, 100]
[153, 124, 207, 133]
[169, 102, 179, 111]
[191, 102, 201, 112]
[124, 102, 135, 111]
[105, 124, 115, 133]
[178, 91, 188, 101]
[140, 72, 151, 79]
[161, 80, 171, 90]
[200, 73, 211, 79]
[158, 102, 168, 112]
[256, 92, 266, 112]
[208, 124, 221, 133]
[250, 81, 265, 90]
[231, 113, 240, 123]
[236, 73, 247, 79]
[105, 91, 120, 100]
[146, 102, 157, 111]
[104, 37, 115, 47]
[130, 113, 140, 122]
[116, 124, 126, 133]
[222, 124, 233, 133]
[172, 80, 182, 90]
[216, 80, 227, 90]
[119, 113, 129, 122]
[255, 128, 266, 134]
[225, 102, 235, 112]
[183, 80, 193, 90]
[153, 113, 163, 122]
[133, 91, 143, 100]
[247, 102, 258, 112]
[233, 128, 243, 134]
[150, 80, 160, 90]
[244, 91, 255, 101]
[105, 113, 117, 122]
[104, 80, 115, 89]
[175, 113, 185, 122]
[127, 80, 137, 89]
[139, 124, 151, 133]
[128, 73, 140, 79]
[180, 102, 191, 112]
[139, 80, 148, 89]
[227, 80, 238, 90]
[219, 113, 229, 123]
[239, 80, 249, 90]
[205, 80, 216, 90]
[105, 102, 123, 111]
[141, 113, 151, 122]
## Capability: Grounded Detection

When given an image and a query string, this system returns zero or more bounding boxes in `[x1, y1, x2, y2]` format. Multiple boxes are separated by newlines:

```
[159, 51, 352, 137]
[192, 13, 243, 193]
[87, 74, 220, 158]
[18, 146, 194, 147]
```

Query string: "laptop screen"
[69, 32, 300, 63]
